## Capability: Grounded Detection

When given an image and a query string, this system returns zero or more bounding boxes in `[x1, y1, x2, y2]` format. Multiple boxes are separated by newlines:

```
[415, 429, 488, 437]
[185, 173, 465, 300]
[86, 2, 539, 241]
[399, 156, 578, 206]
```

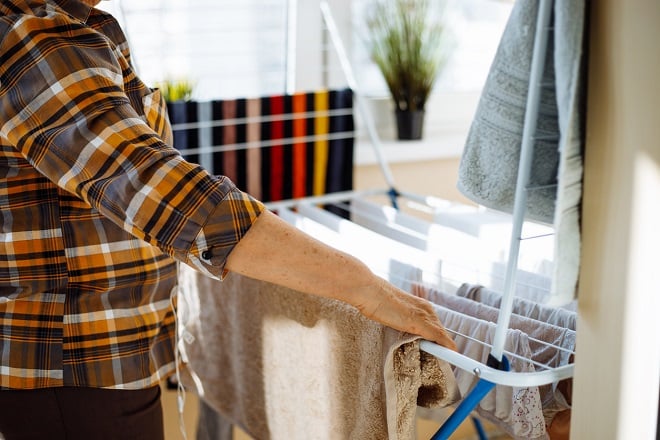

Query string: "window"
[349, 0, 512, 145]
[99, 0, 511, 156]
[350, 0, 512, 95]
[99, 0, 289, 99]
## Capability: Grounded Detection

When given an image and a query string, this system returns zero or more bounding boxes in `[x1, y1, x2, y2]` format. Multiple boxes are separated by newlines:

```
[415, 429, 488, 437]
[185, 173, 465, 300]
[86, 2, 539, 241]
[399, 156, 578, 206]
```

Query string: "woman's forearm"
[225, 210, 456, 350]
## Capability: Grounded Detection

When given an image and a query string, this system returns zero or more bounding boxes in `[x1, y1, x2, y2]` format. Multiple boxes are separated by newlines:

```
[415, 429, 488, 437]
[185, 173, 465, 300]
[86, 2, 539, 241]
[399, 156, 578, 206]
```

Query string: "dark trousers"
[0, 385, 164, 440]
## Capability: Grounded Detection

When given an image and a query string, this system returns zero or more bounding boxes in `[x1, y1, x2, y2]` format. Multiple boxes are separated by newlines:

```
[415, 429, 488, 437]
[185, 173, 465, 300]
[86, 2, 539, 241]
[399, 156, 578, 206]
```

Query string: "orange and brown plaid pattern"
[0, 0, 264, 389]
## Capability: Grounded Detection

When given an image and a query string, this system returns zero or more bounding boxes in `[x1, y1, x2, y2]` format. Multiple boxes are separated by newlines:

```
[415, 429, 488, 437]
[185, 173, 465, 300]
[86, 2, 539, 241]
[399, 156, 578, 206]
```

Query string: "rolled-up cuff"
[182, 188, 265, 279]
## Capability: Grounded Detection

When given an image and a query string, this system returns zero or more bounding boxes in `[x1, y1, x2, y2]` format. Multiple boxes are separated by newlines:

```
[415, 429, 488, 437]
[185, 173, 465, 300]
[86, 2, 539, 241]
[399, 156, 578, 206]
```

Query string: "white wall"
[571, 1, 660, 438]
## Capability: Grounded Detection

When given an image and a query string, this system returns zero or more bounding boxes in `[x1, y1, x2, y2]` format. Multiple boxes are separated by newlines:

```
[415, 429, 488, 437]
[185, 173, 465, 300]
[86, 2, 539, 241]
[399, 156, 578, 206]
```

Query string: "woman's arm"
[226, 210, 457, 350]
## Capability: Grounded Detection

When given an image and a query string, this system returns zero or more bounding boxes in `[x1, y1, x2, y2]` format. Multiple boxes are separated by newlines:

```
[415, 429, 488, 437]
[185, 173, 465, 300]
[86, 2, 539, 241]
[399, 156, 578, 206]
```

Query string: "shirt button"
[202, 250, 212, 260]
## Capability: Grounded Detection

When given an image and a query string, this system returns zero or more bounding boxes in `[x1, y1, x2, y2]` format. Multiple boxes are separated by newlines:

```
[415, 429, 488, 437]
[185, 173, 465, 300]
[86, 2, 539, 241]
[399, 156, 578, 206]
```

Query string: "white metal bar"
[319, 1, 397, 190]
[169, 108, 355, 131]
[490, 0, 554, 361]
[264, 188, 386, 211]
[175, 131, 354, 156]
[275, 191, 555, 296]
[285, 0, 298, 94]
[420, 341, 574, 388]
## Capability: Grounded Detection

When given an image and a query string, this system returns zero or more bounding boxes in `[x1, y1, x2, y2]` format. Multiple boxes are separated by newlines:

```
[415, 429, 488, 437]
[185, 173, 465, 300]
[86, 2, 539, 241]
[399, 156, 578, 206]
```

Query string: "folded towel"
[457, 0, 587, 303]
[177, 266, 459, 440]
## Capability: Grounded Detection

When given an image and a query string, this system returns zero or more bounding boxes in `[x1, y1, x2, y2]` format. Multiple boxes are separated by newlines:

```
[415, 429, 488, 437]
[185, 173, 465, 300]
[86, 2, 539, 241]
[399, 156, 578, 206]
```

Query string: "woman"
[0, 0, 455, 438]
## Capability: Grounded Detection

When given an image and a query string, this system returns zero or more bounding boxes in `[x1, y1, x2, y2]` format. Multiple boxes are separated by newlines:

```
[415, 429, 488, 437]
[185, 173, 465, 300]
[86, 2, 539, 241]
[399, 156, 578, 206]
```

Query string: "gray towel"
[457, 0, 587, 303]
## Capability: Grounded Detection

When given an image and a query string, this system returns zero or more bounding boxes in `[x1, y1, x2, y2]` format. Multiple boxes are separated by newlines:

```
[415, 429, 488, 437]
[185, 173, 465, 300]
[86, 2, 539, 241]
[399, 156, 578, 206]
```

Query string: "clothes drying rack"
[315, 1, 573, 438]
[169, 0, 575, 437]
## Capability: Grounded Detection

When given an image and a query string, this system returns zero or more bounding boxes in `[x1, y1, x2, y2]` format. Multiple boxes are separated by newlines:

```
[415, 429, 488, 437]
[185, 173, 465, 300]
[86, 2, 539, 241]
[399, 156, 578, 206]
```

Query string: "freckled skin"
[227, 210, 457, 350]
[76, 0, 455, 351]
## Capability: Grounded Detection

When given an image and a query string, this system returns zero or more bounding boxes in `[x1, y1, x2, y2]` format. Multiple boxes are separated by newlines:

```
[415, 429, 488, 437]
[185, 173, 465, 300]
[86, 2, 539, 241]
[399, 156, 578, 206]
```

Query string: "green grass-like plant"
[155, 78, 195, 102]
[367, 0, 449, 112]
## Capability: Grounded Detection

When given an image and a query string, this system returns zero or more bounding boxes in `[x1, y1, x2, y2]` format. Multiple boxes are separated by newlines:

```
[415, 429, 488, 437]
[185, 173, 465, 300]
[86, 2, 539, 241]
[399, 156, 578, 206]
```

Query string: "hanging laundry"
[166, 89, 355, 203]
[176, 266, 460, 440]
[413, 283, 574, 438]
[457, 0, 587, 303]
[424, 302, 548, 440]
[456, 283, 577, 330]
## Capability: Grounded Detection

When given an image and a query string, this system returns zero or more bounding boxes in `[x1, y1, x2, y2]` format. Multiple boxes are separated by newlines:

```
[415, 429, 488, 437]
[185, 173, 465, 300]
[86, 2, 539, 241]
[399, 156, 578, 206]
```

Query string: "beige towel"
[177, 266, 459, 440]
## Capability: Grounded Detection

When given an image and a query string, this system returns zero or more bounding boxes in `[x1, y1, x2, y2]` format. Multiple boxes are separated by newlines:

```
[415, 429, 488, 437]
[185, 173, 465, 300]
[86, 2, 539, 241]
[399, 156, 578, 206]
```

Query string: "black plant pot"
[395, 109, 425, 140]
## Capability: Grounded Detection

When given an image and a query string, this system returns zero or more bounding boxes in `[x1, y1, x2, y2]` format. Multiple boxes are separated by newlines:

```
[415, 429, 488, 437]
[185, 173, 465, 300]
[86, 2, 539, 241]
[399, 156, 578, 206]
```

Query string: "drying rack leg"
[430, 355, 510, 440]
[471, 417, 488, 440]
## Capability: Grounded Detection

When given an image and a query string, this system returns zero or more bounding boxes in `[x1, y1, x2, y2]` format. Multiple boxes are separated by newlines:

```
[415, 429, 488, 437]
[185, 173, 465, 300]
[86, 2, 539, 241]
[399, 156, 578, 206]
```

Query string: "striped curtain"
[166, 89, 354, 203]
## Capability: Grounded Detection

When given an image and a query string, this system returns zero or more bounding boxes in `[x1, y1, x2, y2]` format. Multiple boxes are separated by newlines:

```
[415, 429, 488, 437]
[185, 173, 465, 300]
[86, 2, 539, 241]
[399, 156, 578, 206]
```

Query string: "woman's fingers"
[356, 279, 457, 351]
[400, 292, 457, 351]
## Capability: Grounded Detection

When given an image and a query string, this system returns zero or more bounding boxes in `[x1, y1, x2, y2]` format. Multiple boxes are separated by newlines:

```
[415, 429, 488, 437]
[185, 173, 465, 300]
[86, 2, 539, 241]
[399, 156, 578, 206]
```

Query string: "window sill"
[353, 90, 478, 166]
[354, 130, 467, 166]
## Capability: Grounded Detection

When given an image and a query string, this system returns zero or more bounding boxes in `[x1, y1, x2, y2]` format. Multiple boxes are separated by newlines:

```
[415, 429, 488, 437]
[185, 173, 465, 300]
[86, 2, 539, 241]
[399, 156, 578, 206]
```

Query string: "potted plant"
[155, 77, 195, 103]
[366, 0, 449, 140]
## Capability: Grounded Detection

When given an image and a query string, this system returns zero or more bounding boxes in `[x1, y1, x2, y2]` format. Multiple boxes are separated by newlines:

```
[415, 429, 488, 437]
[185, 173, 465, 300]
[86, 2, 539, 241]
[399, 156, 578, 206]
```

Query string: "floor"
[162, 383, 512, 440]
[231, 410, 511, 440]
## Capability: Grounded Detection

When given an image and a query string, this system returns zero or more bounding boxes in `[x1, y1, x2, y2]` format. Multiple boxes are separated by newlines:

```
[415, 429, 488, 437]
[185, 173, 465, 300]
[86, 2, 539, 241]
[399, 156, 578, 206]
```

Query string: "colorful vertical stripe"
[234, 99, 248, 191]
[292, 93, 307, 198]
[327, 89, 354, 194]
[313, 91, 330, 197]
[167, 89, 354, 203]
[269, 95, 285, 201]
[305, 92, 317, 197]
[246, 98, 262, 200]
[167, 100, 200, 165]
[221, 100, 238, 182]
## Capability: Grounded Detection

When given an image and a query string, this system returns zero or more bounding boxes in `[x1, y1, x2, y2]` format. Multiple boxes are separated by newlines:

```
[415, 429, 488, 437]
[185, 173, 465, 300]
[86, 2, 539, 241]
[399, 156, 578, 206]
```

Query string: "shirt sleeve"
[0, 13, 264, 278]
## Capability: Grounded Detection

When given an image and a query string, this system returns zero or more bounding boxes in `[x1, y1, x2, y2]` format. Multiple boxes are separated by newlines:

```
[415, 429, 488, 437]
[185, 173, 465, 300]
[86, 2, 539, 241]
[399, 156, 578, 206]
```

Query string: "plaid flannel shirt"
[0, 0, 264, 389]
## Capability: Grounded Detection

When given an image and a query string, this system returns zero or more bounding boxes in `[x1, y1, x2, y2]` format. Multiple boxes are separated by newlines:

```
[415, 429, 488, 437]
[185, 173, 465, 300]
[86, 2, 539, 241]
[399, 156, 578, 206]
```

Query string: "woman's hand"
[351, 277, 457, 350]
[226, 210, 457, 350]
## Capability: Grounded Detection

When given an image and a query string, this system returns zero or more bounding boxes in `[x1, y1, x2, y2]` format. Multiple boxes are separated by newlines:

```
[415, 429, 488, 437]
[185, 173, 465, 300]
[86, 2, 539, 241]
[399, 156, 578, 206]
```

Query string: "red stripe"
[292, 93, 307, 198]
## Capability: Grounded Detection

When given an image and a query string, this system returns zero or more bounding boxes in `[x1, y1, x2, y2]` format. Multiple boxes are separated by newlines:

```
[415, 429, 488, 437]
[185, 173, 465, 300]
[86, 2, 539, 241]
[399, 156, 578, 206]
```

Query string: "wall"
[571, 0, 660, 438]
[355, 157, 472, 206]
